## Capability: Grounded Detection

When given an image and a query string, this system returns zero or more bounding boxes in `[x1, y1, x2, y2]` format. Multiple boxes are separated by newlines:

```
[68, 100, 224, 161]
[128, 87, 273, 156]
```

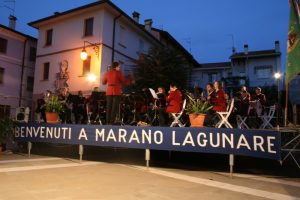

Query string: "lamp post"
[274, 72, 281, 127]
[80, 41, 99, 60]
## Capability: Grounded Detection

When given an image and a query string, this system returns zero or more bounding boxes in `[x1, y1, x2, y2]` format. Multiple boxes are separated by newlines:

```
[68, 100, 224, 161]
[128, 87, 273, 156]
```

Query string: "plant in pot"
[0, 117, 16, 154]
[186, 94, 213, 127]
[42, 94, 65, 124]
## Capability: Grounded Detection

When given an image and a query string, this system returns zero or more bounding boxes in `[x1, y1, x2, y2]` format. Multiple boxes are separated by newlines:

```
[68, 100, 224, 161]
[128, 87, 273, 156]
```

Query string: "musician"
[73, 91, 86, 124]
[209, 81, 227, 112]
[237, 85, 251, 116]
[88, 87, 101, 122]
[254, 87, 266, 106]
[166, 83, 182, 113]
[156, 86, 168, 126]
[203, 83, 215, 102]
[102, 61, 134, 124]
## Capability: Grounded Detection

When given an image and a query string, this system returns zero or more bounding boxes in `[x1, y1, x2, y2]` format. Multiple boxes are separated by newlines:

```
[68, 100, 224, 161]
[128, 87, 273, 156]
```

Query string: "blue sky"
[0, 0, 289, 64]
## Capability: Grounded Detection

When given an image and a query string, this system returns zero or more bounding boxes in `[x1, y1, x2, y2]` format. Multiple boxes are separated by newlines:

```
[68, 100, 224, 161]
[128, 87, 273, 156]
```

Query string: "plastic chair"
[170, 99, 187, 127]
[215, 99, 234, 128]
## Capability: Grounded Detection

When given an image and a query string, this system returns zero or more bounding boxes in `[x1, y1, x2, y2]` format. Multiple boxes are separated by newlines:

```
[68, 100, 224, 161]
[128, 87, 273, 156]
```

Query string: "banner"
[15, 123, 281, 160]
[286, 0, 300, 84]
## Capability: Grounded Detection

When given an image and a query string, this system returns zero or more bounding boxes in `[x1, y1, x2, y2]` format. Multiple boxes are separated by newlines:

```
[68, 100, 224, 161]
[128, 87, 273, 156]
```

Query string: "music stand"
[149, 88, 159, 125]
[149, 88, 158, 99]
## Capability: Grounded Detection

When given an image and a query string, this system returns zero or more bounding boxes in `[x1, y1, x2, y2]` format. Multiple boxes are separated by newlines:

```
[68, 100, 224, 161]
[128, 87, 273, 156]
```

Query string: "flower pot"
[46, 112, 60, 124]
[189, 113, 206, 127]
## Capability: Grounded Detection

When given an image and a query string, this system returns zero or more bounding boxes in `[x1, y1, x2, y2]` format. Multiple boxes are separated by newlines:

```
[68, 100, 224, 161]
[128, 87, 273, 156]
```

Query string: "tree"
[133, 46, 189, 91]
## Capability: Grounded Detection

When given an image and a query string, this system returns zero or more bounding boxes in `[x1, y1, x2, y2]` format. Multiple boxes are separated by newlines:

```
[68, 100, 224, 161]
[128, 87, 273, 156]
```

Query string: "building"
[191, 62, 231, 90]
[191, 41, 282, 94]
[0, 15, 37, 118]
[229, 42, 281, 89]
[28, 0, 160, 103]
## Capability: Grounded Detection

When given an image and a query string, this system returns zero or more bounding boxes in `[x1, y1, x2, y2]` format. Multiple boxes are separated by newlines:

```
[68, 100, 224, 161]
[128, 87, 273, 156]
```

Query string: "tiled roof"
[28, 0, 161, 45]
[195, 62, 231, 69]
[230, 50, 281, 59]
[0, 24, 37, 40]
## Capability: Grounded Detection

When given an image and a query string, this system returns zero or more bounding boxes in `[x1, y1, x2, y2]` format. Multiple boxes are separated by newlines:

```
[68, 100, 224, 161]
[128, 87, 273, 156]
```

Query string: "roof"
[230, 50, 281, 59]
[0, 24, 37, 41]
[195, 62, 231, 69]
[28, 0, 161, 45]
[151, 27, 199, 66]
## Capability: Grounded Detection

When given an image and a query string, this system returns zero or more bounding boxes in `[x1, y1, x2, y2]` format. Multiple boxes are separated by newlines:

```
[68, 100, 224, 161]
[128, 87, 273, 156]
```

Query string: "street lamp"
[80, 41, 99, 60]
[274, 72, 282, 127]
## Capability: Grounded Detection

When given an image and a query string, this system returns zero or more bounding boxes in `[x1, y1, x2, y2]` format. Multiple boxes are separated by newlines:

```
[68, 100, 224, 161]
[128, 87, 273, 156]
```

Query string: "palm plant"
[186, 94, 213, 114]
[43, 95, 65, 113]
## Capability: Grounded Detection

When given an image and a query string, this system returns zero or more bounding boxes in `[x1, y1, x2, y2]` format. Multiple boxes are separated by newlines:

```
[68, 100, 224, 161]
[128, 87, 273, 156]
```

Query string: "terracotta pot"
[46, 112, 60, 124]
[189, 113, 206, 127]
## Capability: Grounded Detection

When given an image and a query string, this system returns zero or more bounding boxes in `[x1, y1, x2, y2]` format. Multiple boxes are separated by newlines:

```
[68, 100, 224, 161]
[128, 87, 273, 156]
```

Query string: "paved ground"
[0, 144, 299, 200]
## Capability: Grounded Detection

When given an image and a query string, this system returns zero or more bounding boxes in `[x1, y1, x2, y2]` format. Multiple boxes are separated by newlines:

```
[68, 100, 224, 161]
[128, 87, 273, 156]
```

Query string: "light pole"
[274, 72, 281, 127]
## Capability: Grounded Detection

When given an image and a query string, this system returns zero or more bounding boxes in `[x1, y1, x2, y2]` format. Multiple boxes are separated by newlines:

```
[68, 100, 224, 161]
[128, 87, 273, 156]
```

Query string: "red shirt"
[166, 89, 182, 113]
[211, 89, 227, 112]
[102, 69, 131, 96]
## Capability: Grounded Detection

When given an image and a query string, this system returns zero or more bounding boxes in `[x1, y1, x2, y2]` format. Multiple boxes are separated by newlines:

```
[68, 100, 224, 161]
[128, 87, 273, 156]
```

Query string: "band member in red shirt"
[166, 83, 183, 113]
[102, 61, 133, 124]
[209, 81, 227, 112]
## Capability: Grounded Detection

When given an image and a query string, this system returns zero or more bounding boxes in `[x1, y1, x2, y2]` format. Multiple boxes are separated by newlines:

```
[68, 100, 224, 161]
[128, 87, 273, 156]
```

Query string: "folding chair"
[170, 99, 187, 127]
[215, 99, 234, 128]
[236, 115, 249, 129]
[259, 105, 275, 129]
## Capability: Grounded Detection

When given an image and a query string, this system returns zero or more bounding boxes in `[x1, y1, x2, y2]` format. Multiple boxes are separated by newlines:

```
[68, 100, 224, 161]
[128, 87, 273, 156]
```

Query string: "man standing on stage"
[102, 61, 133, 124]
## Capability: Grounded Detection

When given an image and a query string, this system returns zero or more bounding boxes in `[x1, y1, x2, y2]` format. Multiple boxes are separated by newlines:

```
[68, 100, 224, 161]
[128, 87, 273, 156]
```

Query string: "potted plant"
[186, 94, 213, 127]
[43, 94, 65, 124]
[0, 117, 15, 154]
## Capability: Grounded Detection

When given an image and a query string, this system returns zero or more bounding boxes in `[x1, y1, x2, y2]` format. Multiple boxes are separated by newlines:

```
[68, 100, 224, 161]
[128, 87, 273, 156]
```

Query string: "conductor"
[102, 61, 134, 124]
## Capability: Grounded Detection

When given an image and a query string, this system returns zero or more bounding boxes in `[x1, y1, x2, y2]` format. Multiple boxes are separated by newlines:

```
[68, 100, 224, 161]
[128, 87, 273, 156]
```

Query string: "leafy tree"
[133, 46, 189, 91]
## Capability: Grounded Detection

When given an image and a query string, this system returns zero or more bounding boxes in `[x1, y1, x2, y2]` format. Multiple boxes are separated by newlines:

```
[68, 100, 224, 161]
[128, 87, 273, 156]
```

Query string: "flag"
[286, 0, 300, 84]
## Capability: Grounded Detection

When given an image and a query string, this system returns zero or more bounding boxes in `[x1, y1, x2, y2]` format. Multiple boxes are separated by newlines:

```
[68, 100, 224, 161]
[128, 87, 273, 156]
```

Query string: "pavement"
[0, 144, 299, 200]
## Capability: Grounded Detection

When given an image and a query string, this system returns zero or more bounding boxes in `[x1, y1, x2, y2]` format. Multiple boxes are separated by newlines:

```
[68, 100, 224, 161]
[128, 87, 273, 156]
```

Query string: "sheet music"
[149, 88, 158, 99]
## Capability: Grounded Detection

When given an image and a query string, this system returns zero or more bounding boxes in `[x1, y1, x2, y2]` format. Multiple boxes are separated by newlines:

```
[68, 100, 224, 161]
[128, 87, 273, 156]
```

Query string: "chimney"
[275, 41, 280, 52]
[244, 44, 248, 55]
[144, 19, 153, 32]
[8, 15, 17, 30]
[132, 11, 140, 23]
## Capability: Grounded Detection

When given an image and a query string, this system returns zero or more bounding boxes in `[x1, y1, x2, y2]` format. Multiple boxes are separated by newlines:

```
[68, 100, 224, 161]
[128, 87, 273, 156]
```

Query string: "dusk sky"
[0, 0, 289, 66]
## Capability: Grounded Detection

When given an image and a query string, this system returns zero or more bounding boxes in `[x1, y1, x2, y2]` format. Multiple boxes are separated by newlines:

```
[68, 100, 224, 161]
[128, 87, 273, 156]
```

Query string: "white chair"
[215, 99, 234, 128]
[170, 99, 187, 127]
[236, 115, 249, 129]
[16, 107, 30, 123]
[259, 105, 276, 129]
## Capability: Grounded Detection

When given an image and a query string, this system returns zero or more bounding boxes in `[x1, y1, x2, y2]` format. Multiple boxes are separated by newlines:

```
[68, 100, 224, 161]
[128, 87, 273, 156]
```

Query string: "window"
[29, 47, 36, 62]
[138, 39, 144, 53]
[119, 25, 126, 47]
[0, 105, 10, 119]
[43, 62, 50, 80]
[27, 76, 34, 91]
[254, 66, 272, 79]
[45, 29, 53, 46]
[0, 37, 8, 54]
[82, 56, 91, 75]
[0, 67, 4, 84]
[84, 18, 94, 36]
[208, 73, 218, 83]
